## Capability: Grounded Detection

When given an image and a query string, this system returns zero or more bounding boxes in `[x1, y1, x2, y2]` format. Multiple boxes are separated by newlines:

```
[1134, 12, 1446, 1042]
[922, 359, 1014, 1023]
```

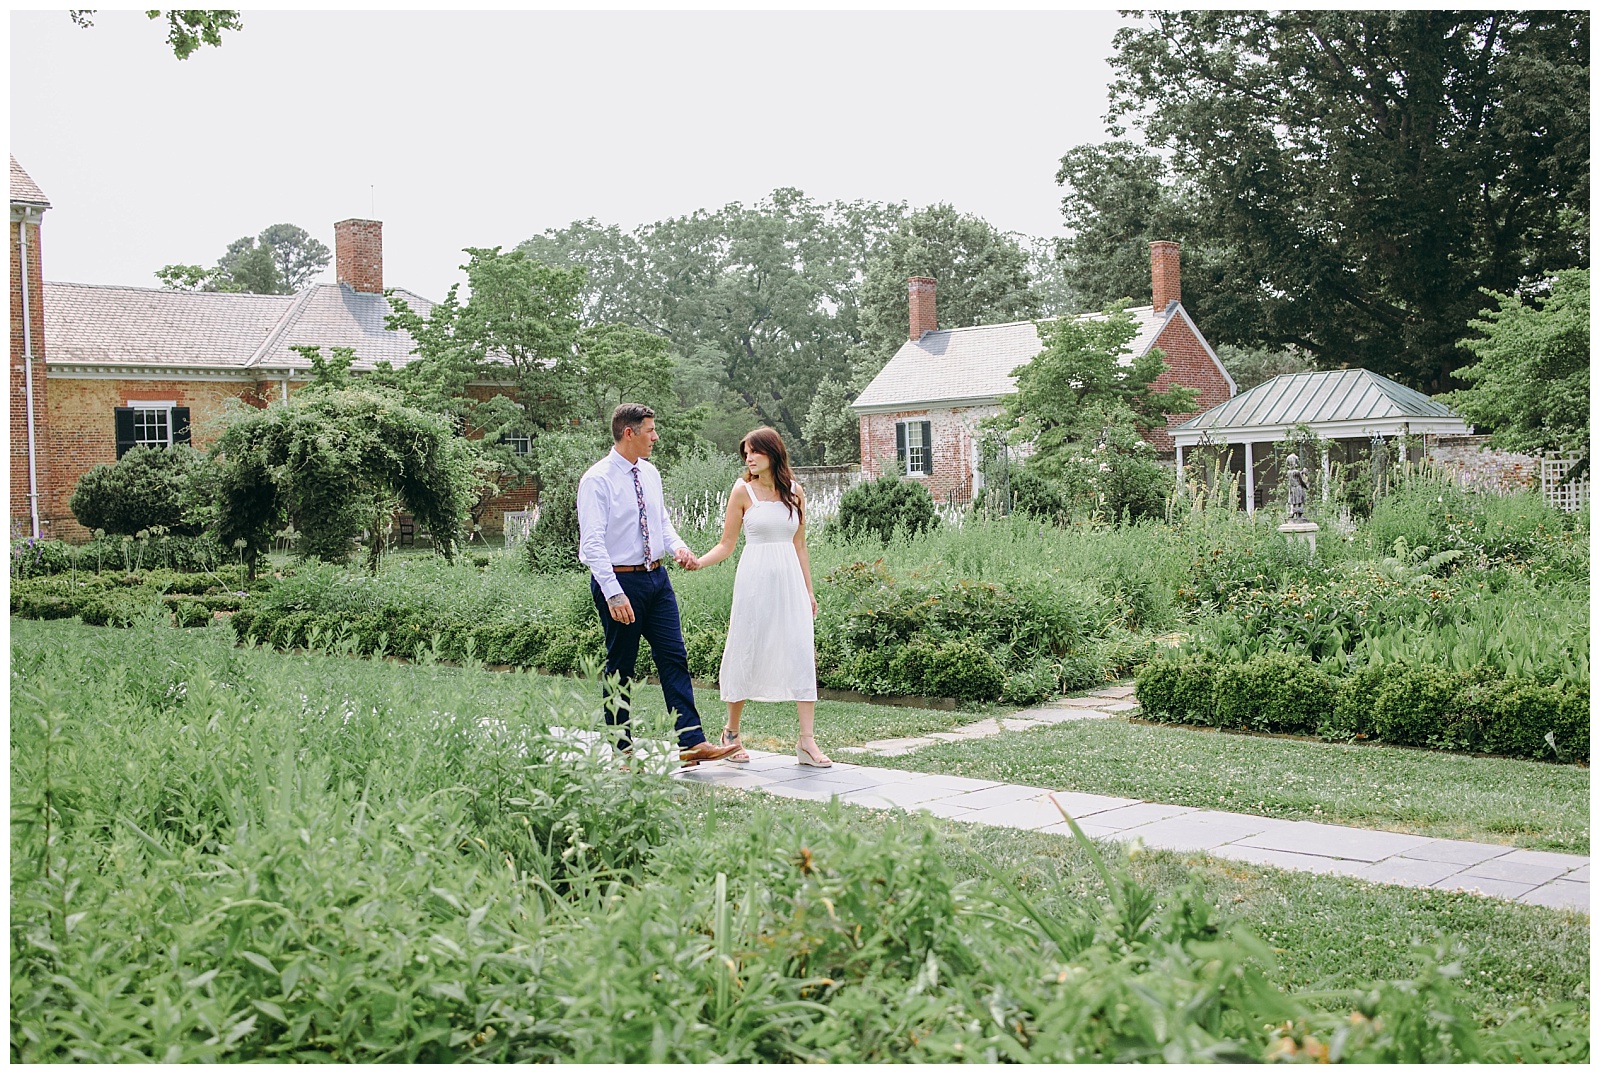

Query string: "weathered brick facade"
[1144, 311, 1235, 454]
[858, 404, 999, 503]
[10, 211, 49, 537]
[855, 242, 1235, 503]
[42, 377, 262, 540]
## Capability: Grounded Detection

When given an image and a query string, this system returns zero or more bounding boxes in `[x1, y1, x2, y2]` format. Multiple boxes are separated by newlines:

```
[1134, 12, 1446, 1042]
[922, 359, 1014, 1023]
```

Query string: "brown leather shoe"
[679, 739, 742, 766]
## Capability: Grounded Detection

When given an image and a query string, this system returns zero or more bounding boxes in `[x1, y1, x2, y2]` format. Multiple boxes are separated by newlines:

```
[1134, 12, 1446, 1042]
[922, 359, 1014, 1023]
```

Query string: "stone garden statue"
[1284, 453, 1309, 521]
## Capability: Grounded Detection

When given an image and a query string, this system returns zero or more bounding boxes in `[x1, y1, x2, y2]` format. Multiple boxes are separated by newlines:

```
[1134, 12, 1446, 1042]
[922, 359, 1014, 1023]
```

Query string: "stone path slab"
[848, 683, 1136, 757]
[667, 747, 1589, 913]
[546, 723, 1587, 913]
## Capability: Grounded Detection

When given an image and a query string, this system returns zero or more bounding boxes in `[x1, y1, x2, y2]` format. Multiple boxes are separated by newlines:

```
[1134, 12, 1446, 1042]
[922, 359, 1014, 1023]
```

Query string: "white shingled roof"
[42, 281, 435, 372]
[10, 157, 50, 208]
[44, 283, 296, 367]
[853, 305, 1168, 413]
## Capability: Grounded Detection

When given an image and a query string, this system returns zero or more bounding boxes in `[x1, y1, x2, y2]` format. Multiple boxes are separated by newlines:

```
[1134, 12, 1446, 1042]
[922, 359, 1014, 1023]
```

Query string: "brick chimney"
[334, 218, 383, 293]
[909, 276, 937, 340]
[1150, 240, 1180, 310]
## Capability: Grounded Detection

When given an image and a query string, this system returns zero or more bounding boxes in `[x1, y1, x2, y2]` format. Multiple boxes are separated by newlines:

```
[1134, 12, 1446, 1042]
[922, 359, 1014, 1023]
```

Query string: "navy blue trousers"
[591, 567, 707, 751]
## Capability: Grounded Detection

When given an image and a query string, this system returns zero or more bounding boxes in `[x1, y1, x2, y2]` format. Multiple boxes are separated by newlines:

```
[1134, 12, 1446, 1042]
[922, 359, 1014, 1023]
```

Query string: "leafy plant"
[833, 474, 938, 545]
[68, 443, 221, 536]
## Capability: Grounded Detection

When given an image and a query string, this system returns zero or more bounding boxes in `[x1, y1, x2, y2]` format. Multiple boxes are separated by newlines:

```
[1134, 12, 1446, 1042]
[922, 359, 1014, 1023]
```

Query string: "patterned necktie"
[631, 465, 653, 563]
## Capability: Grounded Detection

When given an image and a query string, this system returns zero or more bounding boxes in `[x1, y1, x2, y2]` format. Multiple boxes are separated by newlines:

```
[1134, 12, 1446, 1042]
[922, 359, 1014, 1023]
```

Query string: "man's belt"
[612, 560, 663, 573]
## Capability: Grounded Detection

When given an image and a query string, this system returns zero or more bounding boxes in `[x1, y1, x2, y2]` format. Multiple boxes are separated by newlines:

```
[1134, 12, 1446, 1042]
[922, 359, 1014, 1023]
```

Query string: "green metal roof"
[1174, 369, 1459, 433]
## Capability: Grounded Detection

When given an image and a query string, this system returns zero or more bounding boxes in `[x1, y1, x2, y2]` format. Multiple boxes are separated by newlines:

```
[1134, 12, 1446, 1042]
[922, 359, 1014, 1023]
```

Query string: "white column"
[1322, 450, 1332, 502]
[1174, 443, 1185, 495]
[1244, 441, 1256, 514]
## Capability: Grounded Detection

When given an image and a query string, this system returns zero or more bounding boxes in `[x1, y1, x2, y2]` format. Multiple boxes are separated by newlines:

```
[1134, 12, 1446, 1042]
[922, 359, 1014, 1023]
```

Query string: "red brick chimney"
[909, 276, 937, 340]
[334, 218, 383, 293]
[1150, 240, 1180, 310]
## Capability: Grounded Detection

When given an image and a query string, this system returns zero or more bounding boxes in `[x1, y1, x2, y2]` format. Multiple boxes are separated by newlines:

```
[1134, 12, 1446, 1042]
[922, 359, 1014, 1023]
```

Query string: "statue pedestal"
[1278, 519, 1319, 558]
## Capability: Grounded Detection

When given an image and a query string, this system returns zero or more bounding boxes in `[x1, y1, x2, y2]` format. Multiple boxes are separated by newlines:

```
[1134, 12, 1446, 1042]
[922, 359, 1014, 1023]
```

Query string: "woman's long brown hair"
[740, 426, 803, 523]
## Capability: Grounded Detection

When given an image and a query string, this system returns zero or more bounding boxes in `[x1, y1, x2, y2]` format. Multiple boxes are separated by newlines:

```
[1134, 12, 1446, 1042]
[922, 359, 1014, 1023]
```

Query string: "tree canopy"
[1448, 269, 1590, 458]
[69, 10, 242, 60]
[1060, 10, 1590, 393]
[155, 222, 331, 294]
[523, 192, 1062, 462]
[857, 203, 1042, 369]
[1002, 304, 1198, 466]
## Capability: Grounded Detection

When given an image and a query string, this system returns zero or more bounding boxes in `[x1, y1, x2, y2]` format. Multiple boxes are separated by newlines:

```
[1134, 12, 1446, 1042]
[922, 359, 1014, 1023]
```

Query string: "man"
[577, 403, 740, 765]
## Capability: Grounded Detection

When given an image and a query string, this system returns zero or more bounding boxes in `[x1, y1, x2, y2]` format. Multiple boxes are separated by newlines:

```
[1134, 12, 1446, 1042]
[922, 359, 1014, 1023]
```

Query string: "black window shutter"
[895, 422, 907, 473]
[172, 407, 192, 446]
[920, 420, 933, 474]
[114, 407, 137, 459]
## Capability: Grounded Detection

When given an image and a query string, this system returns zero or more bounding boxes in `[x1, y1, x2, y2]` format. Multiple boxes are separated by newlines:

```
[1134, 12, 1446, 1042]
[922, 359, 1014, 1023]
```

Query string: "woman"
[693, 427, 829, 767]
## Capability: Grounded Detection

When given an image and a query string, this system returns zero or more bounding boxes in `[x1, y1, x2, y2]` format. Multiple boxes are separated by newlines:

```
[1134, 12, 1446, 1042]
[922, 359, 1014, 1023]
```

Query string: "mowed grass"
[675, 787, 1590, 1039]
[865, 714, 1592, 854]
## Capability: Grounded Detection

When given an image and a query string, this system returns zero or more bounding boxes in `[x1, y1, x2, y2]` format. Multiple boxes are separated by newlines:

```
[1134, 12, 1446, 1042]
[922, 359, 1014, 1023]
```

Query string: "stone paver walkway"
[673, 748, 1589, 913]
[837, 683, 1135, 758]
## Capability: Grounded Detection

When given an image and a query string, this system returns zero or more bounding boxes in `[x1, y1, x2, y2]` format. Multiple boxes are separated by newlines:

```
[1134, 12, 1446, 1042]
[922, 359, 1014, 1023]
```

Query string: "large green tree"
[214, 388, 484, 573]
[1448, 268, 1589, 458]
[857, 203, 1041, 370]
[525, 190, 903, 455]
[155, 223, 330, 294]
[259, 224, 332, 291]
[1062, 11, 1590, 393]
[1003, 303, 1198, 466]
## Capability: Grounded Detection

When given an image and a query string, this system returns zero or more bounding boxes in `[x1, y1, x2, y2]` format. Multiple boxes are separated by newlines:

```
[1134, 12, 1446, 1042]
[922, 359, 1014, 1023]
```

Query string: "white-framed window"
[896, 419, 933, 477]
[133, 407, 171, 447]
[505, 435, 532, 456]
[116, 400, 189, 459]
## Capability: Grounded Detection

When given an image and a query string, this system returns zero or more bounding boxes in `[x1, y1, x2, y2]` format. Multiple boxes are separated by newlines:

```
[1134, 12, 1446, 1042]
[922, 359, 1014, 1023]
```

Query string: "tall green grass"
[13, 618, 1583, 1061]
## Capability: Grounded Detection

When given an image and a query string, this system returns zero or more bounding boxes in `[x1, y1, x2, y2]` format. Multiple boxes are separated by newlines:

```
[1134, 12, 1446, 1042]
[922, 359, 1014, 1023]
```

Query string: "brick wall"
[1427, 434, 1541, 494]
[1146, 314, 1233, 454]
[10, 216, 50, 537]
[858, 405, 999, 503]
[43, 377, 253, 540]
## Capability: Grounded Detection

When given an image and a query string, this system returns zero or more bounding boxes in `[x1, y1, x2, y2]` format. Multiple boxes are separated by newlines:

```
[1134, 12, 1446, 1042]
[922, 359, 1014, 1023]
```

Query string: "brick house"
[9, 158, 534, 542]
[852, 241, 1236, 503]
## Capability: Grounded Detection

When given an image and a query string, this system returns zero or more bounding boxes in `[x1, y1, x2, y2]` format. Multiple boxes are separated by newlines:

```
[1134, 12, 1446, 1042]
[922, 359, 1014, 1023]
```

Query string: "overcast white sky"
[12, 8, 1129, 300]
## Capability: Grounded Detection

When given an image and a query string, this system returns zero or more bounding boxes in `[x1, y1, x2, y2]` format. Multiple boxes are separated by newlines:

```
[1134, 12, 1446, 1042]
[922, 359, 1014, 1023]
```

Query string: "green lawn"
[675, 785, 1590, 1046]
[866, 716, 1592, 854]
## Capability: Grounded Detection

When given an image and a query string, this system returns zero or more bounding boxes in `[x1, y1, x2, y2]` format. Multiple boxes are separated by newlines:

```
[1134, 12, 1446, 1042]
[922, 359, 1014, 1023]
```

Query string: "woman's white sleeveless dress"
[719, 481, 818, 703]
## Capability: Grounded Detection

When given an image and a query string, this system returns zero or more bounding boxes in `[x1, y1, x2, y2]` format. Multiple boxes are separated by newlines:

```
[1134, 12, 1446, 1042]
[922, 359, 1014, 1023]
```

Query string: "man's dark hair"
[612, 403, 655, 442]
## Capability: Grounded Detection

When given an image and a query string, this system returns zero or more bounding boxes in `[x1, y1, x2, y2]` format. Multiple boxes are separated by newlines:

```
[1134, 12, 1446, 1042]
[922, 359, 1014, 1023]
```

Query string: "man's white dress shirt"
[577, 449, 686, 600]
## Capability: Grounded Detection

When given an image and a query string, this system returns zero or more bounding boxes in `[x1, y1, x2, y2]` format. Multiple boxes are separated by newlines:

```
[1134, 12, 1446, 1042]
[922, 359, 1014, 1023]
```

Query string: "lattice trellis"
[1541, 458, 1590, 513]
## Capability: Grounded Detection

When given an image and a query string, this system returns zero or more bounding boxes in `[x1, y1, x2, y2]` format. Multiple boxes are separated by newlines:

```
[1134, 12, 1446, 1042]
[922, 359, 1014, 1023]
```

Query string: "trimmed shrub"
[1212, 651, 1332, 734]
[1000, 656, 1059, 705]
[1009, 465, 1069, 523]
[833, 474, 938, 545]
[69, 443, 221, 536]
[924, 640, 1006, 702]
[170, 598, 213, 628]
[1135, 652, 1218, 724]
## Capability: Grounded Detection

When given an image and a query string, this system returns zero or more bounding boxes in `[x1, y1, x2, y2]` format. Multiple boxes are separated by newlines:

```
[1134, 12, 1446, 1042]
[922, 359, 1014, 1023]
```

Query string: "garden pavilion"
[1170, 368, 1471, 513]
